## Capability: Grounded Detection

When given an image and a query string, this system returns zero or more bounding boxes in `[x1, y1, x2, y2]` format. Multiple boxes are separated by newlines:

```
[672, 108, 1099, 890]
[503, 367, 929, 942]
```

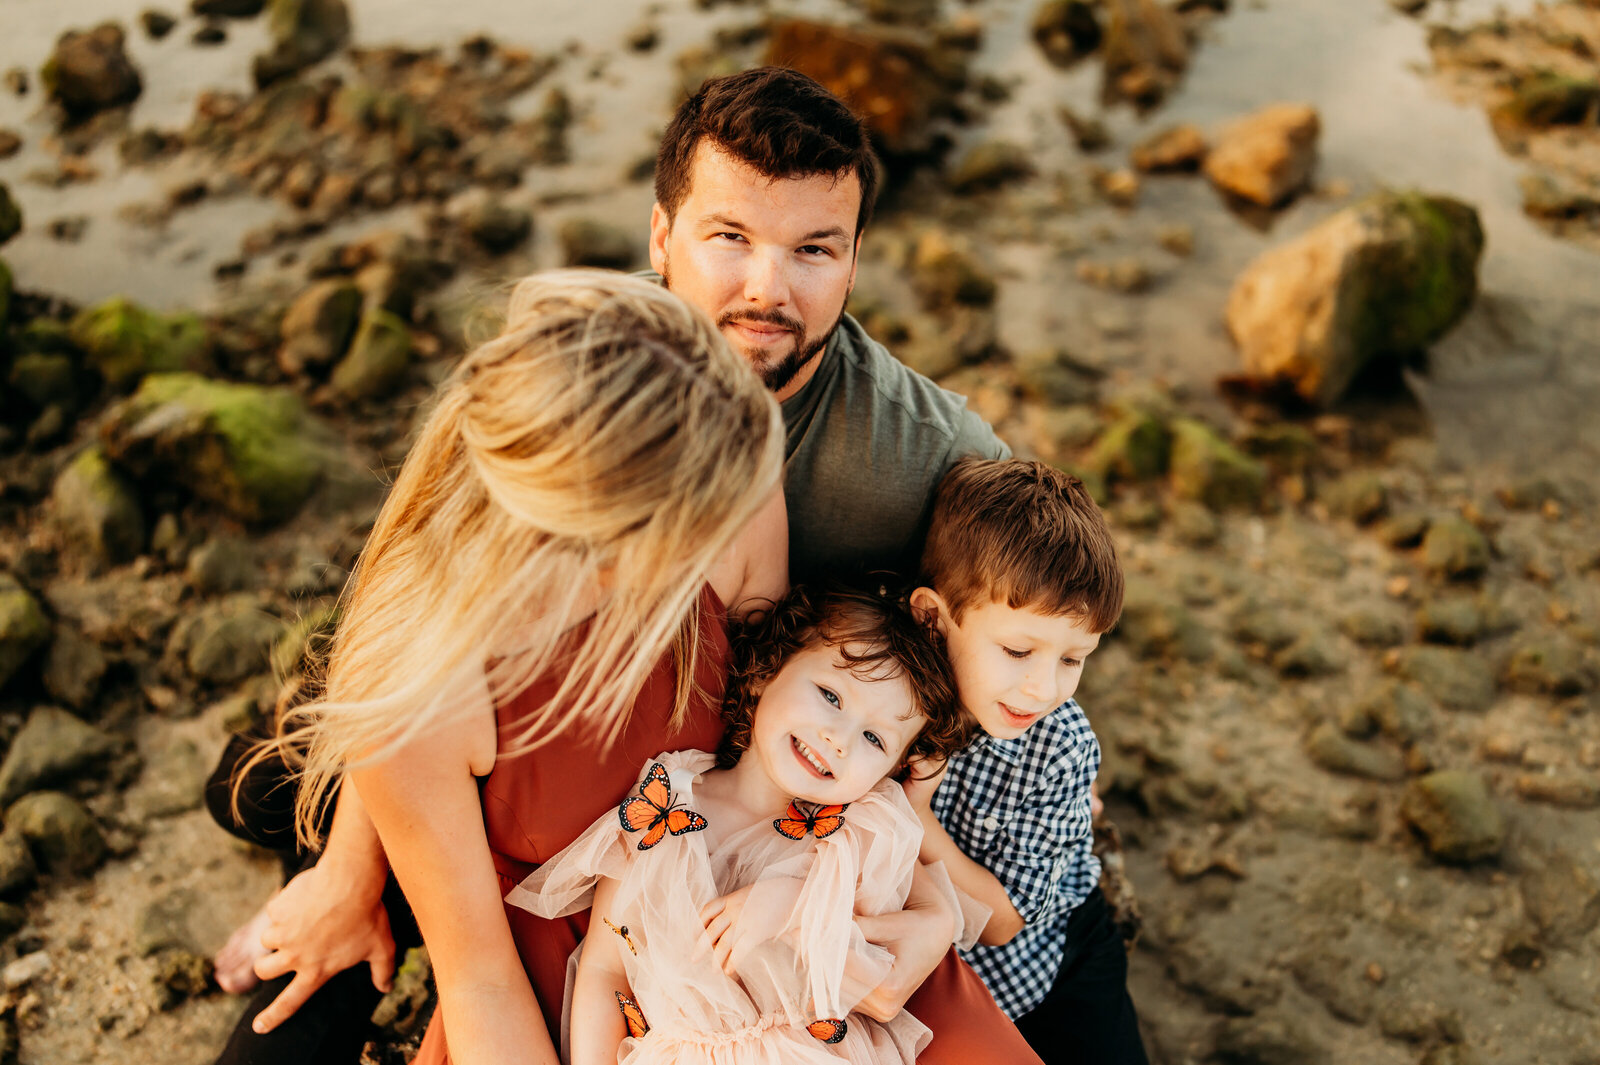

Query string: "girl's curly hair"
[715, 584, 972, 777]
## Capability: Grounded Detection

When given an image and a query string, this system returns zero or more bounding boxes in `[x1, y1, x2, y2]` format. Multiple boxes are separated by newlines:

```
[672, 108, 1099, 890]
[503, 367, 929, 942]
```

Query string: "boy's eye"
[818, 686, 840, 707]
[864, 731, 884, 751]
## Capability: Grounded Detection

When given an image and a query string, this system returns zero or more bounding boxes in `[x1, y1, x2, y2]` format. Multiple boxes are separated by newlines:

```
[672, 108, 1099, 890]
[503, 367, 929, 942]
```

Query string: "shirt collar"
[966, 729, 1026, 765]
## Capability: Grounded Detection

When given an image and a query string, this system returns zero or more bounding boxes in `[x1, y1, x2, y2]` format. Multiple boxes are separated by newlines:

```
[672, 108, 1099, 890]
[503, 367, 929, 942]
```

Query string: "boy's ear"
[908, 587, 950, 632]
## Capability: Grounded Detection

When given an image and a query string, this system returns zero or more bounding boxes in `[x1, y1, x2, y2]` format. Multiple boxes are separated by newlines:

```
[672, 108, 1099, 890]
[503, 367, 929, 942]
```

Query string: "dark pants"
[1014, 887, 1148, 1065]
[205, 733, 423, 1065]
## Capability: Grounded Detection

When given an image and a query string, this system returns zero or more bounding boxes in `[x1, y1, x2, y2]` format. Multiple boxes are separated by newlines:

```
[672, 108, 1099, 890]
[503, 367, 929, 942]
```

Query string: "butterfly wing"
[638, 762, 673, 811]
[665, 807, 708, 837]
[615, 992, 649, 1039]
[773, 800, 809, 840]
[635, 817, 668, 851]
[620, 763, 675, 839]
[807, 1017, 848, 1044]
[808, 803, 849, 839]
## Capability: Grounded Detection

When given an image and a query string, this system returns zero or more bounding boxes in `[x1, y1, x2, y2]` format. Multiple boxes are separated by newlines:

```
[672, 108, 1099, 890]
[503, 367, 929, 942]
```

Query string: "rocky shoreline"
[0, 1, 1595, 1063]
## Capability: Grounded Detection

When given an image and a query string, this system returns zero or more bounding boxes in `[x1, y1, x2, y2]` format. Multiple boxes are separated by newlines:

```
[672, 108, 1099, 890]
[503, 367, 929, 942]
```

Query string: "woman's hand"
[251, 860, 396, 1032]
[697, 877, 804, 974]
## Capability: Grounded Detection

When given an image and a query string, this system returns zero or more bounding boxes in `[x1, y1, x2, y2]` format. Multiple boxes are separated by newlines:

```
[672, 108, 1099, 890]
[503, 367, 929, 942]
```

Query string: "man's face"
[650, 143, 862, 401]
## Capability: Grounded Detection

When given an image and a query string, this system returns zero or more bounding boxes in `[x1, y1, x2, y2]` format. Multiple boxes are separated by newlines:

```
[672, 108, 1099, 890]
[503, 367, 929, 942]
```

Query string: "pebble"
[3, 952, 50, 991]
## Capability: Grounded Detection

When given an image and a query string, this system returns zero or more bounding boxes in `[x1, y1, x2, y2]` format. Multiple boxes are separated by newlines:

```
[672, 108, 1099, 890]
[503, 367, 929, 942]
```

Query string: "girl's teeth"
[796, 738, 830, 776]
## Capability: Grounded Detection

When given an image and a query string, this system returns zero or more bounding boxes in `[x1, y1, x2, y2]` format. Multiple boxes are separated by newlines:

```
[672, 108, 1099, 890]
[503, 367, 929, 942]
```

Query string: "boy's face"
[911, 590, 1102, 740]
[747, 641, 922, 806]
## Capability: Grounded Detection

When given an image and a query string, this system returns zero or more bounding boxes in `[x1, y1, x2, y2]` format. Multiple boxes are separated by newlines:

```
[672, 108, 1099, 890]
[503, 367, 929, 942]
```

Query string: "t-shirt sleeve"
[985, 738, 1096, 924]
[946, 405, 1010, 466]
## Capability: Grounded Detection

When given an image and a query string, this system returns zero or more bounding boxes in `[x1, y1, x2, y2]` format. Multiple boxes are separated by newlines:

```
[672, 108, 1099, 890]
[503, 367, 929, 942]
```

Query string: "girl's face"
[746, 641, 924, 807]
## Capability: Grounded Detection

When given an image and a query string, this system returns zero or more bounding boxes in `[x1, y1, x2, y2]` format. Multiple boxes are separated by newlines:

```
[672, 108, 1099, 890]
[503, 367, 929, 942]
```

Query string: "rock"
[1391, 645, 1495, 712]
[330, 308, 411, 400]
[192, 21, 228, 45]
[1519, 170, 1600, 220]
[152, 949, 213, 1009]
[2, 952, 50, 991]
[1320, 471, 1387, 523]
[135, 889, 199, 955]
[1168, 418, 1266, 510]
[1059, 106, 1111, 152]
[1210, 1013, 1326, 1065]
[1500, 633, 1592, 695]
[370, 946, 432, 1032]
[167, 594, 283, 684]
[1521, 849, 1600, 945]
[1272, 632, 1341, 676]
[0, 827, 36, 896]
[1304, 721, 1406, 781]
[1380, 510, 1429, 549]
[0, 901, 23, 939]
[1101, 0, 1189, 109]
[1075, 256, 1150, 292]
[1338, 606, 1406, 648]
[192, 0, 265, 16]
[1416, 594, 1486, 646]
[1204, 103, 1319, 207]
[1498, 71, 1600, 128]
[1225, 191, 1484, 406]
[1171, 500, 1220, 546]
[1083, 411, 1169, 485]
[50, 447, 145, 571]
[9, 353, 80, 413]
[128, 738, 209, 819]
[1420, 516, 1490, 580]
[0, 577, 50, 693]
[0, 130, 18, 159]
[277, 279, 361, 376]
[1513, 773, 1599, 810]
[69, 297, 210, 390]
[41, 23, 143, 119]
[140, 10, 178, 38]
[948, 141, 1034, 194]
[1115, 585, 1211, 662]
[1031, 0, 1102, 67]
[1015, 351, 1099, 406]
[0, 184, 20, 246]
[185, 536, 257, 595]
[557, 218, 636, 270]
[0, 706, 118, 807]
[252, 0, 351, 88]
[464, 199, 532, 255]
[910, 230, 996, 310]
[1400, 771, 1503, 863]
[1130, 124, 1207, 172]
[40, 627, 108, 709]
[6, 791, 106, 875]
[101, 373, 329, 525]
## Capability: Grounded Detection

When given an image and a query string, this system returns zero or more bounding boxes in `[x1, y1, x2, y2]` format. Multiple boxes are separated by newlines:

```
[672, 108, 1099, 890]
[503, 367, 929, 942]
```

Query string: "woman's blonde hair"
[267, 269, 784, 844]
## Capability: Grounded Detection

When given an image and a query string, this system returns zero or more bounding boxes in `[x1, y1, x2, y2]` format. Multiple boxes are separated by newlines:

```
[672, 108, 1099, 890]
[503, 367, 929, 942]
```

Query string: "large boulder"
[101, 373, 329, 525]
[1225, 191, 1484, 407]
[0, 577, 50, 692]
[41, 23, 143, 119]
[50, 447, 146, 571]
[0, 184, 20, 246]
[252, 0, 351, 88]
[1203, 103, 1320, 208]
[0, 706, 118, 807]
[69, 297, 211, 390]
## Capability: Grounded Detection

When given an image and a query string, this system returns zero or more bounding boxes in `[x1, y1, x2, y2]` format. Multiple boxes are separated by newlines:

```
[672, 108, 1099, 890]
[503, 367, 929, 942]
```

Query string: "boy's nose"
[1019, 668, 1057, 706]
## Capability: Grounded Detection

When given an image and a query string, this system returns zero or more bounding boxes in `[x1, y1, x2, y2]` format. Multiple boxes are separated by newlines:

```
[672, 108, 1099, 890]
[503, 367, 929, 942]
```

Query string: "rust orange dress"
[412, 588, 1041, 1065]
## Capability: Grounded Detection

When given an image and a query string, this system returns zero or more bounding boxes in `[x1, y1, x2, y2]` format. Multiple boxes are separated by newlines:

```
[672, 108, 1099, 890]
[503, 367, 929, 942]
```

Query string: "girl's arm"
[351, 702, 559, 1065]
[569, 875, 631, 1065]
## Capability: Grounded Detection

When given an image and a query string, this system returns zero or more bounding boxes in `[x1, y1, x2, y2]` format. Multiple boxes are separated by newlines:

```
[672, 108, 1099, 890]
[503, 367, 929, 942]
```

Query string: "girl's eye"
[818, 686, 840, 707]
[1003, 647, 1029, 659]
[864, 731, 884, 751]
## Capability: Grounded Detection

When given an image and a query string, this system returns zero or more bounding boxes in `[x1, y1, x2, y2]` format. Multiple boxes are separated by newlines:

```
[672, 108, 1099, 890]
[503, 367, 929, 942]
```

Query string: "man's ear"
[648, 202, 671, 277]
[908, 586, 950, 633]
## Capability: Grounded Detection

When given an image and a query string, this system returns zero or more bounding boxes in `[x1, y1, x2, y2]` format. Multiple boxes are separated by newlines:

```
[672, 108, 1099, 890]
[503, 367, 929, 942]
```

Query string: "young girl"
[506, 587, 984, 1065]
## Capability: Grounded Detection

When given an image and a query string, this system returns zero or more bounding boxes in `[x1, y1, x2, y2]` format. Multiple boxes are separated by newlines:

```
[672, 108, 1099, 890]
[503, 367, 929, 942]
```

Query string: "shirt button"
[981, 816, 999, 831]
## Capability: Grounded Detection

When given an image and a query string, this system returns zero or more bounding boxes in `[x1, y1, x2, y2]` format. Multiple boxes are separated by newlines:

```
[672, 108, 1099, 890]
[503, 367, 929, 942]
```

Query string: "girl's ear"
[908, 586, 950, 633]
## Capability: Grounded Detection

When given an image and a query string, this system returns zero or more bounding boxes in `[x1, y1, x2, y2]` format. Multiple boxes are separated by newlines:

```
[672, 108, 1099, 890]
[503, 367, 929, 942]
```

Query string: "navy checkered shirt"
[929, 698, 1102, 1019]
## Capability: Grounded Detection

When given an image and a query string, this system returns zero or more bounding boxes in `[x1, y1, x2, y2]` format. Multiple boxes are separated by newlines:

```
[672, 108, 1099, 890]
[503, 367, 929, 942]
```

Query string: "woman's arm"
[351, 703, 559, 1065]
[708, 486, 788, 621]
[569, 876, 630, 1065]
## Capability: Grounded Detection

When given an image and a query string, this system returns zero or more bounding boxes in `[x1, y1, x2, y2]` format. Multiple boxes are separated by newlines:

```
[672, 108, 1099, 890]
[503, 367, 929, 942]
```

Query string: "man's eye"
[715, 232, 746, 243]
[798, 244, 831, 256]
[864, 731, 884, 750]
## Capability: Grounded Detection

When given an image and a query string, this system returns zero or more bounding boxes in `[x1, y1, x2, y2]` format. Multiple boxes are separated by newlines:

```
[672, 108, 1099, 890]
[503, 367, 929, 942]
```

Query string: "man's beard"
[662, 262, 845, 394]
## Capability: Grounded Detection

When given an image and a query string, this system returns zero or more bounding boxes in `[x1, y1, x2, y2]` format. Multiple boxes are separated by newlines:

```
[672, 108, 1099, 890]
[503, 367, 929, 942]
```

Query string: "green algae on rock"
[0, 575, 50, 692]
[1167, 418, 1267, 510]
[69, 298, 211, 390]
[1226, 191, 1484, 406]
[101, 373, 330, 524]
[331, 307, 412, 400]
[50, 447, 146, 571]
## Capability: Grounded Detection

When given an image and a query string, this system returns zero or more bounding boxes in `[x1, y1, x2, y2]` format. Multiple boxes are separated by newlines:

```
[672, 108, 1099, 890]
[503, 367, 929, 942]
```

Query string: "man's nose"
[743, 249, 792, 307]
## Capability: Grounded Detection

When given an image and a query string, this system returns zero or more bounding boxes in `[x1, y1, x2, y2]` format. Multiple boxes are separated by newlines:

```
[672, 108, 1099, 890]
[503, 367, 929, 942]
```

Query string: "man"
[210, 66, 1025, 1064]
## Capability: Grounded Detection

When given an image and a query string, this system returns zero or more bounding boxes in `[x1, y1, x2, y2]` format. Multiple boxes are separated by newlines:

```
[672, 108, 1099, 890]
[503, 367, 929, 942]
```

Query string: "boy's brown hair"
[716, 584, 971, 774]
[920, 459, 1123, 632]
[655, 66, 882, 238]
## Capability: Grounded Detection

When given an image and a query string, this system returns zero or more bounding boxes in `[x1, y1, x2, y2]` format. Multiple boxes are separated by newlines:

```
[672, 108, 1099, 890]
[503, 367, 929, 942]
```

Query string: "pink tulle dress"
[505, 749, 982, 1065]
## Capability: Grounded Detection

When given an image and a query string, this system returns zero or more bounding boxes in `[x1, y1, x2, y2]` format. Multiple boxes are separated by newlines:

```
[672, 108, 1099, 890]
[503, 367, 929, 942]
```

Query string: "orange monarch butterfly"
[620, 762, 708, 850]
[615, 991, 649, 1038]
[807, 1017, 848, 1043]
[602, 916, 637, 955]
[773, 800, 849, 841]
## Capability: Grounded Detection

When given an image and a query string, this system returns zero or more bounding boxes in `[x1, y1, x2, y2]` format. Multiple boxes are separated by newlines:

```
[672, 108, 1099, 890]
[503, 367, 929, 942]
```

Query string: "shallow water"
[0, 0, 1594, 475]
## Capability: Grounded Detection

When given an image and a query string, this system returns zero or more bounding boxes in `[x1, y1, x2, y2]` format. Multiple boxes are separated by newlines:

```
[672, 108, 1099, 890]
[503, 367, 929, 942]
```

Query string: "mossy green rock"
[1352, 680, 1434, 744]
[1084, 411, 1169, 484]
[1227, 190, 1484, 406]
[69, 297, 210, 390]
[1393, 645, 1495, 712]
[9, 352, 80, 412]
[1499, 72, 1600, 127]
[1421, 516, 1490, 580]
[102, 373, 327, 524]
[0, 706, 118, 806]
[1338, 605, 1407, 648]
[0, 827, 37, 896]
[1168, 418, 1266, 510]
[6, 791, 106, 875]
[1401, 770, 1504, 863]
[271, 602, 339, 677]
[1116, 584, 1212, 662]
[50, 447, 145, 569]
[0, 576, 50, 693]
[0, 187, 19, 247]
[330, 308, 411, 400]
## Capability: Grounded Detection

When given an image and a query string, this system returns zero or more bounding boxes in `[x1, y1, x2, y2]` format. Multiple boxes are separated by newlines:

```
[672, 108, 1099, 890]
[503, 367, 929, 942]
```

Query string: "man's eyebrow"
[800, 225, 852, 244]
[697, 214, 851, 245]
[701, 213, 749, 231]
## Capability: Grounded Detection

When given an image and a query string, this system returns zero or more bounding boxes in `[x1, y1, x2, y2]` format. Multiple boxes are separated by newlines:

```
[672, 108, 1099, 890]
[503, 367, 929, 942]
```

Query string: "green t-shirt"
[780, 313, 1008, 582]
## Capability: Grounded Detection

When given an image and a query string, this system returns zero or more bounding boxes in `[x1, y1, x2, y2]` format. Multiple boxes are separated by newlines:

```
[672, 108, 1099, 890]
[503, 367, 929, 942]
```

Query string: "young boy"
[904, 458, 1146, 1064]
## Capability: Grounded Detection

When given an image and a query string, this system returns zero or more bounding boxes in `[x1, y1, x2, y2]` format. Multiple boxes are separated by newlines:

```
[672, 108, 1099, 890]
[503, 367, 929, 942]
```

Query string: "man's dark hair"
[655, 66, 881, 237]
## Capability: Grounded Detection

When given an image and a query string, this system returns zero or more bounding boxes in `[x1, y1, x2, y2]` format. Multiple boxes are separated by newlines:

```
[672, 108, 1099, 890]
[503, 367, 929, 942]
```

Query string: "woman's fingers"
[251, 970, 319, 1034]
